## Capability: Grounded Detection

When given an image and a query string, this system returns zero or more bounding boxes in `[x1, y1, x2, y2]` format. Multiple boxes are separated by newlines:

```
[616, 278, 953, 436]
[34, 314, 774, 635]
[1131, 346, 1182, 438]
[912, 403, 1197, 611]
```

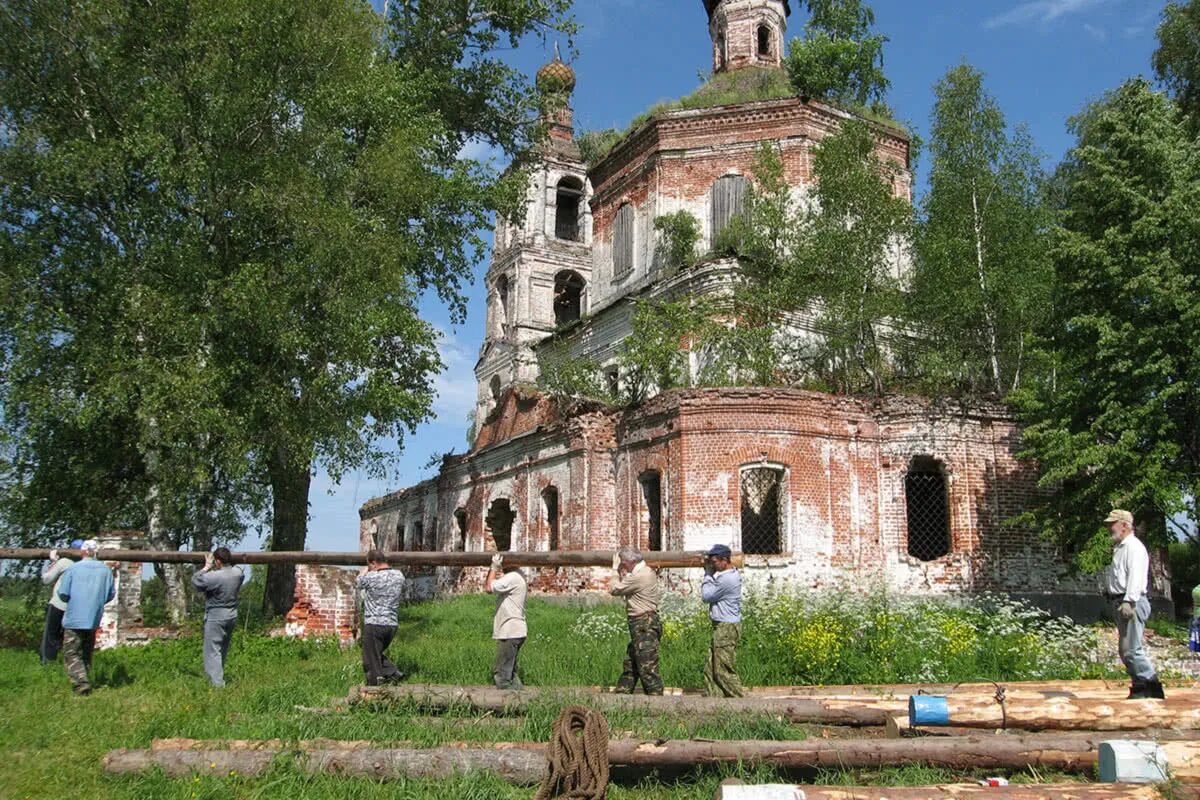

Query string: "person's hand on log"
[703, 556, 716, 577]
[1118, 601, 1136, 621]
[611, 552, 621, 572]
[202, 552, 214, 572]
[48, 549, 58, 563]
[490, 553, 503, 573]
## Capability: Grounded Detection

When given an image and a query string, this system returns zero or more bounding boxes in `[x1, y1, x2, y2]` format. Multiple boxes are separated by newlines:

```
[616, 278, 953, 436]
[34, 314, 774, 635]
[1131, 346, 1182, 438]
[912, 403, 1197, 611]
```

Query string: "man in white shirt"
[486, 553, 527, 690]
[1103, 509, 1164, 699]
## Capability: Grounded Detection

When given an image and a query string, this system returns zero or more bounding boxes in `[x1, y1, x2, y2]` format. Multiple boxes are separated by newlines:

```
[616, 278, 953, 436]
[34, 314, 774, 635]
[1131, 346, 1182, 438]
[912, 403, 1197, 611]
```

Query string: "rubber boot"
[1145, 679, 1166, 700]
[1127, 678, 1150, 699]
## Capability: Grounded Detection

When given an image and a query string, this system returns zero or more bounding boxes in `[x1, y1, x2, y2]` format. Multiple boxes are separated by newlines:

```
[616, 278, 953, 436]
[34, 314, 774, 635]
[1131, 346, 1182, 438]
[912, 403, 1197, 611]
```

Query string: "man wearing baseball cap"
[1103, 509, 1164, 699]
[701, 544, 744, 697]
[55, 539, 115, 695]
[38, 539, 84, 665]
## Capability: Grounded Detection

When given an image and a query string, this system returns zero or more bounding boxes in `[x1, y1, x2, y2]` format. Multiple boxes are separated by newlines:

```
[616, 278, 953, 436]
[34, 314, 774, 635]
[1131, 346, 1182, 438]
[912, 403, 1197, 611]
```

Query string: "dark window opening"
[486, 498, 514, 552]
[495, 274, 510, 332]
[711, 175, 749, 242]
[555, 177, 584, 242]
[613, 203, 635, 278]
[604, 367, 619, 397]
[542, 487, 560, 550]
[717, 31, 726, 69]
[641, 473, 663, 551]
[905, 456, 951, 561]
[757, 25, 771, 57]
[392, 520, 404, 552]
[554, 270, 585, 326]
[740, 467, 783, 555]
[453, 508, 468, 552]
[490, 375, 502, 402]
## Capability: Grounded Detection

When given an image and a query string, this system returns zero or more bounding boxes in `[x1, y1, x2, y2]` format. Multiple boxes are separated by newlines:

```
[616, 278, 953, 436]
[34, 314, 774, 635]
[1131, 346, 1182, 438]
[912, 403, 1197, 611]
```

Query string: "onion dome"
[703, 0, 790, 18]
[536, 50, 576, 96]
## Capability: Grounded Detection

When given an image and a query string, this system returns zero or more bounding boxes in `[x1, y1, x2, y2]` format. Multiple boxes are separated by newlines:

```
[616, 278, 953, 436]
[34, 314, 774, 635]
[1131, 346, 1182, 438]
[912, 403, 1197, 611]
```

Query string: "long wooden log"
[714, 785, 1179, 800]
[352, 684, 893, 726]
[105, 737, 1200, 784]
[601, 681, 1200, 699]
[0, 547, 737, 569]
[912, 694, 1200, 731]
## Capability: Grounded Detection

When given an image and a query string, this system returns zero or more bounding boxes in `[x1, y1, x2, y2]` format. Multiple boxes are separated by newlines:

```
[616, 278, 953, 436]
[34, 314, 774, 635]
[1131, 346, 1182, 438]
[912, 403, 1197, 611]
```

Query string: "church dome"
[536, 54, 576, 95]
[703, 0, 791, 18]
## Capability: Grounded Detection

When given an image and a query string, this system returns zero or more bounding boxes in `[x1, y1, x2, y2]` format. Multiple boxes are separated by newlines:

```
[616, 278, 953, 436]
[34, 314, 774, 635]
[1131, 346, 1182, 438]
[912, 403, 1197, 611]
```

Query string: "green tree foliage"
[653, 211, 701, 274]
[535, 340, 611, 408]
[1015, 79, 1200, 563]
[911, 64, 1052, 398]
[0, 0, 573, 614]
[785, 121, 911, 395]
[785, 0, 890, 111]
[1153, 0, 1200, 128]
[619, 299, 716, 403]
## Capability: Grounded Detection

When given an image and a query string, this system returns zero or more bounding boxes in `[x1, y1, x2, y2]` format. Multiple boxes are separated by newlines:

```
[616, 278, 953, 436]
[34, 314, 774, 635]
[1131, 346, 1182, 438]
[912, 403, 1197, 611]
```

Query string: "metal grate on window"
[740, 467, 784, 555]
[905, 457, 950, 561]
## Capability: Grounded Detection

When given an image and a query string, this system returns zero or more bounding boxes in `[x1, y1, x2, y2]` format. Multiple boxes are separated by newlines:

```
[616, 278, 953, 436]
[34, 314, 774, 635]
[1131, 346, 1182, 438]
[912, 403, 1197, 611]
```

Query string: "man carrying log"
[192, 547, 246, 688]
[701, 544, 744, 697]
[39, 538, 82, 665]
[56, 539, 115, 695]
[485, 553, 527, 690]
[611, 547, 664, 695]
[1103, 509, 1164, 699]
[356, 549, 406, 686]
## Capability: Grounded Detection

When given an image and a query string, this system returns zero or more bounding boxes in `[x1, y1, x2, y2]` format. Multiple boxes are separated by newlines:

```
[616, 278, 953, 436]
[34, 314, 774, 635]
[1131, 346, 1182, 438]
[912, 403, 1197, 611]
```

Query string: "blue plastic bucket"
[908, 695, 950, 726]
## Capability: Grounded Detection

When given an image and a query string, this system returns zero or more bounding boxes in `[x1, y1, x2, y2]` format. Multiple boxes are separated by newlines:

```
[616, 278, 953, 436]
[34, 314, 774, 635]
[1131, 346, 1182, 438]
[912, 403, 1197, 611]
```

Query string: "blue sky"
[293, 0, 1168, 553]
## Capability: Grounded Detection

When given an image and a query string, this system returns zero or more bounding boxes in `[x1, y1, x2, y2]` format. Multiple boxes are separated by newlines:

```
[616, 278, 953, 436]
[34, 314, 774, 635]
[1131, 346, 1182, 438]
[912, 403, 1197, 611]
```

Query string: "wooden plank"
[714, 784, 1178, 800]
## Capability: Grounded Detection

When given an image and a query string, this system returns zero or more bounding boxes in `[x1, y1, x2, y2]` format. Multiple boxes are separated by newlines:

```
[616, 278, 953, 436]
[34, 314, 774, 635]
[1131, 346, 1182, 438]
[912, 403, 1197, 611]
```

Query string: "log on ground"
[714, 784, 1184, 800]
[913, 695, 1200, 731]
[352, 684, 893, 726]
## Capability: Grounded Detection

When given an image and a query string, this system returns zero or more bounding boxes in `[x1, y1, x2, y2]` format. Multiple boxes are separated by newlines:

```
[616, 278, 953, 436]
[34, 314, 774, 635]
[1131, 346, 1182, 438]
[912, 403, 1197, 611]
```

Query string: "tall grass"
[0, 590, 1115, 799]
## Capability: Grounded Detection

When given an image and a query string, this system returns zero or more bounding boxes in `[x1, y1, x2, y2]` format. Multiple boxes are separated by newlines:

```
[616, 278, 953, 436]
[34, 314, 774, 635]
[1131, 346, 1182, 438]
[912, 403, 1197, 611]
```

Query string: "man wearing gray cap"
[701, 544, 744, 697]
[1103, 509, 1164, 699]
[56, 539, 115, 695]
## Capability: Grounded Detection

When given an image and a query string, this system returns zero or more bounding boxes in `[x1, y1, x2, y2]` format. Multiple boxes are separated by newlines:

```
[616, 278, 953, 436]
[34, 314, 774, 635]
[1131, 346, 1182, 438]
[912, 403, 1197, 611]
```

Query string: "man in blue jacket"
[56, 539, 115, 695]
[700, 544, 744, 697]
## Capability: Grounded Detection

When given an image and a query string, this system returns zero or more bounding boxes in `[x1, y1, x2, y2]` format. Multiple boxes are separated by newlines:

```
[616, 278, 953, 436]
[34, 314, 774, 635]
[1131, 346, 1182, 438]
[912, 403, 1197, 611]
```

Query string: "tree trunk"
[263, 446, 311, 616]
[917, 694, 1200, 731]
[715, 784, 1174, 800]
[971, 178, 1003, 396]
[351, 685, 893, 726]
[144, 434, 188, 624]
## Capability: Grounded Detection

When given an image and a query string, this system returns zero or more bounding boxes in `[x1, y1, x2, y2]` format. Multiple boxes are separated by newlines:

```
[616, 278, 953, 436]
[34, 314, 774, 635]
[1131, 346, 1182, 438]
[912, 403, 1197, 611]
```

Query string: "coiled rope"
[533, 705, 610, 800]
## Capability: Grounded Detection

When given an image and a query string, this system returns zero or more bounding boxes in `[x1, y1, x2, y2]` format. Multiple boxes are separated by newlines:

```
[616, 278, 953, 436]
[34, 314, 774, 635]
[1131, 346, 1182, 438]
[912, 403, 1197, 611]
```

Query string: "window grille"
[711, 174, 748, 242]
[905, 457, 950, 561]
[613, 203, 635, 278]
[641, 473, 663, 551]
[740, 467, 783, 555]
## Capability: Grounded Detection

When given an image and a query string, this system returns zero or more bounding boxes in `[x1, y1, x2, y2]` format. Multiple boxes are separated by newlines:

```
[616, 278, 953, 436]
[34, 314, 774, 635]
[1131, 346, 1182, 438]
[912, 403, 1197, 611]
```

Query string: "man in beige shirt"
[610, 547, 664, 695]
[486, 553, 527, 690]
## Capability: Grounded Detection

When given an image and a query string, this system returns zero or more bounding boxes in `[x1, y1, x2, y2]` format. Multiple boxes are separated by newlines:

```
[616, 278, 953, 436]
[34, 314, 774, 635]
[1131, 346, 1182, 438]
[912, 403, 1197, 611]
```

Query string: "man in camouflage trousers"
[700, 544, 744, 697]
[610, 547, 664, 695]
[56, 539, 115, 695]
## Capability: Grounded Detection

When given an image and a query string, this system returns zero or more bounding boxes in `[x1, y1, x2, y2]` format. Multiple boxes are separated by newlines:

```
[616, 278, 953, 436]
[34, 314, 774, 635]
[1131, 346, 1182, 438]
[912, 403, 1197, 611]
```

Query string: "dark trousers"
[40, 604, 66, 665]
[63, 628, 97, 693]
[362, 624, 403, 686]
[493, 637, 525, 690]
[616, 612, 664, 695]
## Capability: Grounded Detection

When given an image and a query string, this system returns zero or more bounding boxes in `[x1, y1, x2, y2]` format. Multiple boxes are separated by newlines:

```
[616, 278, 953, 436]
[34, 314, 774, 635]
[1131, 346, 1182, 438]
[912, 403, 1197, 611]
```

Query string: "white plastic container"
[716, 786, 807, 800]
[1098, 740, 1169, 783]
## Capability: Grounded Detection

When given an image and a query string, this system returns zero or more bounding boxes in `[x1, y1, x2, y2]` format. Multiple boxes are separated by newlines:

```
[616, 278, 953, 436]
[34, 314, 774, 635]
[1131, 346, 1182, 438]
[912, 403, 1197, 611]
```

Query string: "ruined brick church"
[350, 0, 1108, 617]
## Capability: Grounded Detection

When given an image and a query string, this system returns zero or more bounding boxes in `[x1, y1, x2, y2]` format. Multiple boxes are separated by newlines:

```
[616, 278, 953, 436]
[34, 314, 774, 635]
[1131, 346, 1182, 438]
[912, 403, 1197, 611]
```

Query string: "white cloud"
[1083, 22, 1108, 41]
[984, 0, 1112, 30]
[429, 326, 480, 424]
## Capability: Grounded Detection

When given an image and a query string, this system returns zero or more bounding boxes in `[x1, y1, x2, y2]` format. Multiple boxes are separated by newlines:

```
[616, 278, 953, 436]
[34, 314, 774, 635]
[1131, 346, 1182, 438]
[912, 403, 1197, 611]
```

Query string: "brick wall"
[285, 565, 358, 643]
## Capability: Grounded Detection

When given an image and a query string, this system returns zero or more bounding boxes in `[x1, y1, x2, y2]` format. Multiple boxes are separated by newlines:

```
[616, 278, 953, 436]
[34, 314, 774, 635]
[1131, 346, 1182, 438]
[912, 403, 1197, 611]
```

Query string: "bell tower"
[705, 0, 790, 74]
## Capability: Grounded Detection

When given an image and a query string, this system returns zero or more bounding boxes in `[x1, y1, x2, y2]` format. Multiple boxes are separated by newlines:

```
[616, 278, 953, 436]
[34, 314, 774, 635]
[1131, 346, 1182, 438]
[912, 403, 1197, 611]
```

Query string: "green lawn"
[0, 593, 1106, 799]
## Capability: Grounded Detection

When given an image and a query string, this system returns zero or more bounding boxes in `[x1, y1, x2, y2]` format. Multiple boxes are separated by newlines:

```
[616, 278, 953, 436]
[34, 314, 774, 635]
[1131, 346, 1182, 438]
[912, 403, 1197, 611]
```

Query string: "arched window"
[542, 487, 560, 551]
[905, 456, 951, 561]
[555, 177, 584, 242]
[757, 25, 771, 57]
[740, 466, 784, 555]
[711, 174, 749, 242]
[489, 375, 502, 402]
[452, 508, 468, 551]
[553, 270, 585, 326]
[495, 274, 510, 331]
[612, 203, 635, 278]
[486, 498, 514, 552]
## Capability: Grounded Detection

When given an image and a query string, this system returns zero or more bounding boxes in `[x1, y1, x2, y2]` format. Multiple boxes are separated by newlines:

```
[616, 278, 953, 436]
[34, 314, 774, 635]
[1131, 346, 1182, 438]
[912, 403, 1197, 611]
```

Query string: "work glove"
[490, 553, 503, 572]
[1118, 601, 1136, 621]
[611, 552, 622, 572]
[703, 558, 716, 577]
[48, 549, 59, 562]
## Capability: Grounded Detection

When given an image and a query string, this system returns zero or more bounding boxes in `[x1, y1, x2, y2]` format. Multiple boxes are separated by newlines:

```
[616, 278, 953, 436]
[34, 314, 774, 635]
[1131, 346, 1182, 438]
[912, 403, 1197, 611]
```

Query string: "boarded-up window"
[612, 203, 635, 278]
[641, 473, 663, 551]
[542, 487, 560, 550]
[906, 456, 950, 561]
[555, 177, 584, 242]
[740, 466, 783, 555]
[711, 175, 749, 242]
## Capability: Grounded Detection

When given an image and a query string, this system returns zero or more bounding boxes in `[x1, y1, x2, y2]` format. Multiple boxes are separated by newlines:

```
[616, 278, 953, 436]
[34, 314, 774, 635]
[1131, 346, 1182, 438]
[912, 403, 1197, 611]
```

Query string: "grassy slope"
[0, 594, 1098, 799]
